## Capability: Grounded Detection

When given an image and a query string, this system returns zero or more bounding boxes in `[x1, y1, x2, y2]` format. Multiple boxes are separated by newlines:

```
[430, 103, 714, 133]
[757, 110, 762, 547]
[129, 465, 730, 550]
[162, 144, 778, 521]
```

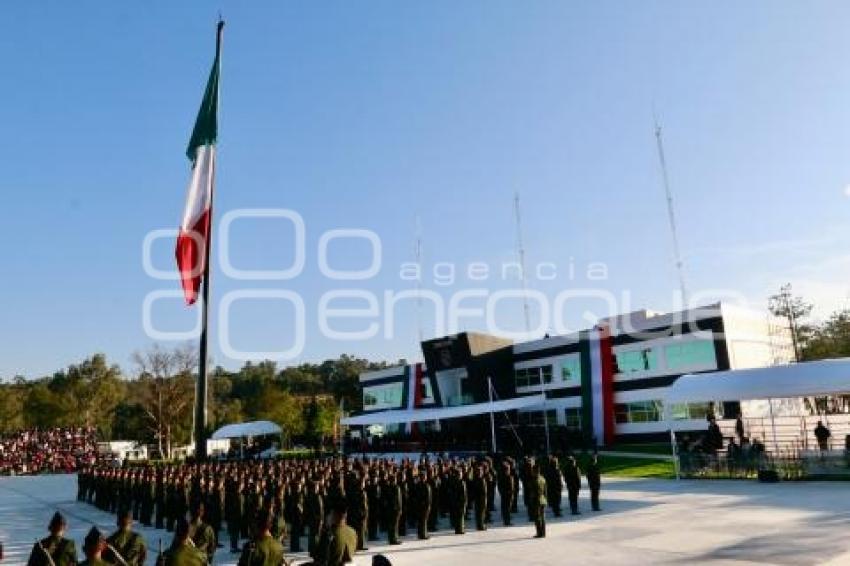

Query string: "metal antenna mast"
[514, 192, 532, 334]
[653, 118, 688, 305]
[414, 215, 424, 344]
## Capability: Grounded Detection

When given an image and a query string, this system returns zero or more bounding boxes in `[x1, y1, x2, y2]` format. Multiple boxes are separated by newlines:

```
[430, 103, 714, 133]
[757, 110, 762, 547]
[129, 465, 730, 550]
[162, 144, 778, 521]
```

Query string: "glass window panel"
[616, 349, 659, 373]
[665, 340, 717, 371]
[561, 357, 581, 382]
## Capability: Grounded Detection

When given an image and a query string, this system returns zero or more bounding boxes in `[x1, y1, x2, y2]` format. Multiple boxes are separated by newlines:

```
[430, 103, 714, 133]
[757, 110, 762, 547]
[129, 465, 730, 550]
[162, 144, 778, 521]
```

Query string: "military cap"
[84, 526, 104, 551]
[48, 511, 66, 531]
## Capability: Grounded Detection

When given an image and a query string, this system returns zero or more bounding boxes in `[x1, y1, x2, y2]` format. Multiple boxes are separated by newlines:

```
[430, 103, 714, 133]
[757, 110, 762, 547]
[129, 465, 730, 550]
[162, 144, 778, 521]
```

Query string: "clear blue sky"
[2, 1, 850, 378]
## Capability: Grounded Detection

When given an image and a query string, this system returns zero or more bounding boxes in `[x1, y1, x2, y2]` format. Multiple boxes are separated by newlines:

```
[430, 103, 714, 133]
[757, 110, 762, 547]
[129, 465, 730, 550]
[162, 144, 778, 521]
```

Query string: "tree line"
[2, 288, 849, 454]
[0, 346, 404, 458]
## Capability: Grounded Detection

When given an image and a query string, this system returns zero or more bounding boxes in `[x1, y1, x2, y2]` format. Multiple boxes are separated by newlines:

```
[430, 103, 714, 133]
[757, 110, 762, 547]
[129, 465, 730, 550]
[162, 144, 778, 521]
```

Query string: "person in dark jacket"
[585, 453, 602, 511]
[563, 455, 582, 515]
[814, 420, 831, 453]
[497, 461, 515, 526]
[545, 456, 563, 517]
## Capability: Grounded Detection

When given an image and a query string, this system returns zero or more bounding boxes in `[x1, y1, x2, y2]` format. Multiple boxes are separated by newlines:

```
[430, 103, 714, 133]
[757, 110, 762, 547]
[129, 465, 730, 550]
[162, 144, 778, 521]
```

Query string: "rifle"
[105, 542, 129, 566]
[35, 539, 57, 566]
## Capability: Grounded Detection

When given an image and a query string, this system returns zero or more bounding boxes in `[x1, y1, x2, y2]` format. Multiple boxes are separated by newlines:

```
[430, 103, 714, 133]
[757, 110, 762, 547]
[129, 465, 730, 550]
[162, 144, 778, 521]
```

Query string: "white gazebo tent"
[664, 358, 850, 478]
[211, 420, 282, 458]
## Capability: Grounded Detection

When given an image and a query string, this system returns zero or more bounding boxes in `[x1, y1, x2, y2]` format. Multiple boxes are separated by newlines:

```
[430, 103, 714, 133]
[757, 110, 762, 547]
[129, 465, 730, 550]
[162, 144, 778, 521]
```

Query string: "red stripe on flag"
[175, 208, 210, 305]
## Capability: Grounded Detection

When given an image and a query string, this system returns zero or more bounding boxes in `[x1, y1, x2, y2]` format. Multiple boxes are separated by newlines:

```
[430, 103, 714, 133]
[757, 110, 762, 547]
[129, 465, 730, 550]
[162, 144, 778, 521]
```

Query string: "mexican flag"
[176, 22, 223, 305]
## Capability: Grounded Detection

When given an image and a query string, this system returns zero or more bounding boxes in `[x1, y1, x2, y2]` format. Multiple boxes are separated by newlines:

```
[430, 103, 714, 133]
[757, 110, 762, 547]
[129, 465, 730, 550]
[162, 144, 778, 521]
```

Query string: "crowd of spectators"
[0, 426, 99, 476]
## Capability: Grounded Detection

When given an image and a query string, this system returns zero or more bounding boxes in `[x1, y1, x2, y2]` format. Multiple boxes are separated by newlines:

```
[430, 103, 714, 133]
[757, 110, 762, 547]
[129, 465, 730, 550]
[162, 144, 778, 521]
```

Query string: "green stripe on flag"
[186, 49, 220, 161]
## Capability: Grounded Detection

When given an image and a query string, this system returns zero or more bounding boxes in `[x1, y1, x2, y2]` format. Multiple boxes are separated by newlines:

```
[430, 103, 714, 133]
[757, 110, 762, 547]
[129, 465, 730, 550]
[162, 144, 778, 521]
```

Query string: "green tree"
[62, 354, 125, 437]
[0, 383, 25, 433]
[23, 383, 66, 428]
[253, 385, 304, 448]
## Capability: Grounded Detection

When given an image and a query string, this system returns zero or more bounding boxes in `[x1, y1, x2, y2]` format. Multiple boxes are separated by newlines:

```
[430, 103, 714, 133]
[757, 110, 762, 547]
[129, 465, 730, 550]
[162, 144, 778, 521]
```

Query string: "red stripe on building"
[598, 326, 616, 446]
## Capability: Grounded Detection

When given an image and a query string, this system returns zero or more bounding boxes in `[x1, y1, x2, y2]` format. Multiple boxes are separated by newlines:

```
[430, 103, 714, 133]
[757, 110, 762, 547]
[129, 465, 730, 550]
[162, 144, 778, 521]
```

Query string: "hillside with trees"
[0, 348, 403, 457]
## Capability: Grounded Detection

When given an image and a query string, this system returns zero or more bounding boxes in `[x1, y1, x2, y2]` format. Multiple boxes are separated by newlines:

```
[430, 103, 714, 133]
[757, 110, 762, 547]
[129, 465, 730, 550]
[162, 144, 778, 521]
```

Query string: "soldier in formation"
[27, 512, 78, 566]
[79, 527, 108, 566]
[105, 509, 147, 566]
[75, 451, 603, 563]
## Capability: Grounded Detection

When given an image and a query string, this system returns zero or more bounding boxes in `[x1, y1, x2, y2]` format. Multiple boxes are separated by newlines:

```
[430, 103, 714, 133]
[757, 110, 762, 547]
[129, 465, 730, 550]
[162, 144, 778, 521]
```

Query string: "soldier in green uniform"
[165, 476, 178, 532]
[305, 480, 324, 559]
[448, 468, 467, 535]
[381, 473, 402, 545]
[315, 503, 357, 566]
[545, 455, 563, 517]
[563, 455, 581, 516]
[225, 475, 244, 554]
[531, 465, 547, 538]
[77, 468, 88, 502]
[346, 474, 368, 551]
[472, 465, 488, 531]
[238, 510, 287, 566]
[79, 527, 109, 566]
[268, 489, 287, 548]
[426, 470, 439, 533]
[365, 475, 380, 542]
[26, 512, 78, 566]
[188, 502, 216, 564]
[155, 470, 166, 530]
[485, 461, 496, 525]
[285, 479, 305, 553]
[106, 508, 147, 566]
[159, 518, 207, 566]
[414, 470, 432, 540]
[497, 461, 515, 526]
[207, 477, 225, 546]
[141, 471, 155, 527]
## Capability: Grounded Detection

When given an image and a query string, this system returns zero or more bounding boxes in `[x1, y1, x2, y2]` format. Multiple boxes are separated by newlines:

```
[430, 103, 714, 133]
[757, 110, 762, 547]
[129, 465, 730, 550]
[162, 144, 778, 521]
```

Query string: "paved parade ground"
[2, 474, 850, 565]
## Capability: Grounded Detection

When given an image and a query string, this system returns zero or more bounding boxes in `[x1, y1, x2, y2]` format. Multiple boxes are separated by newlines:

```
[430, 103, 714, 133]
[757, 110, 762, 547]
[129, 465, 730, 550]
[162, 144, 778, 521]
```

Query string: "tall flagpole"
[195, 18, 224, 462]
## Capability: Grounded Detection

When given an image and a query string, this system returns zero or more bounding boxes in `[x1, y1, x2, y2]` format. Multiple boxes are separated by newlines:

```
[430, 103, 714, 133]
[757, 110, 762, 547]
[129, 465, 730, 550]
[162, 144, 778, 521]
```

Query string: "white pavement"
[2, 474, 850, 565]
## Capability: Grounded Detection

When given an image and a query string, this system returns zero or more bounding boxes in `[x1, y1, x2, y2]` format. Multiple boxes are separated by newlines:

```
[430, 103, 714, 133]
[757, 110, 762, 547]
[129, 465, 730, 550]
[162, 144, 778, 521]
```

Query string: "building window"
[560, 357, 581, 383]
[665, 339, 717, 371]
[614, 400, 663, 424]
[616, 348, 658, 374]
[565, 407, 582, 429]
[363, 382, 404, 410]
[669, 402, 712, 421]
[515, 365, 555, 389]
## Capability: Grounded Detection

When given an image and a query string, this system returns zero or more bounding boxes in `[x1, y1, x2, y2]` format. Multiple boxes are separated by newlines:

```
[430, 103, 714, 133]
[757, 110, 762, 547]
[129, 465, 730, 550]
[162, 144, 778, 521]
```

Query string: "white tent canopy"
[665, 358, 850, 405]
[341, 394, 546, 426]
[665, 358, 850, 479]
[211, 420, 281, 440]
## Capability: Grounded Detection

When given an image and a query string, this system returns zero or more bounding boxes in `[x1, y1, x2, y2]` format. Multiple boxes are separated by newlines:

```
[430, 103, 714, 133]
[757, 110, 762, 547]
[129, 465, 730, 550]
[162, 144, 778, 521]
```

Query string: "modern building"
[347, 303, 794, 448]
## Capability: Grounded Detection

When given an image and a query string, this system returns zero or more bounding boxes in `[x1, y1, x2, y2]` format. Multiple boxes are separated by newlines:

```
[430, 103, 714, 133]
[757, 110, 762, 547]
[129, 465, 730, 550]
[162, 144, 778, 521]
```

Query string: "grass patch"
[598, 455, 676, 479]
[604, 443, 674, 456]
